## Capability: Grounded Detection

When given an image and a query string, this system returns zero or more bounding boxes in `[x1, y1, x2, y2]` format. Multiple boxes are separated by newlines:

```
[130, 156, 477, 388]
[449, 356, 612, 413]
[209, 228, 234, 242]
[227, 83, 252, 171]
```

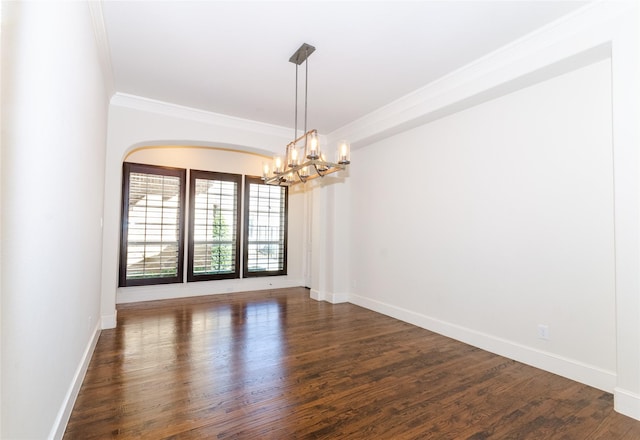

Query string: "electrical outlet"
[537, 324, 550, 340]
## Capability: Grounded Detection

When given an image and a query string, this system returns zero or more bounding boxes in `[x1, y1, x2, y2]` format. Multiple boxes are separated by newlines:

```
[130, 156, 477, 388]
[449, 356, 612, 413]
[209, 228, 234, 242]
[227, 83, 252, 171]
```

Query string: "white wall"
[321, 0, 640, 419]
[117, 146, 306, 304]
[347, 59, 615, 391]
[1, 2, 108, 439]
[308, 176, 352, 303]
[101, 99, 304, 316]
[1, 3, 6, 434]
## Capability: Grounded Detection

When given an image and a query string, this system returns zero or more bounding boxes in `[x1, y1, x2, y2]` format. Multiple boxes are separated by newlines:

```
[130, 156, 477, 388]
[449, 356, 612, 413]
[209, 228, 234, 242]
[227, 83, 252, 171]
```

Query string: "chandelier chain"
[294, 64, 298, 140]
[304, 46, 308, 135]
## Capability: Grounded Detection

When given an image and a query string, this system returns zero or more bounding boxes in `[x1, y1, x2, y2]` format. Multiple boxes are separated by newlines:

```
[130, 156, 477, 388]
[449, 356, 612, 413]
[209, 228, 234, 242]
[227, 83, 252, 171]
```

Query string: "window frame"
[119, 162, 186, 287]
[187, 170, 242, 282]
[243, 175, 288, 278]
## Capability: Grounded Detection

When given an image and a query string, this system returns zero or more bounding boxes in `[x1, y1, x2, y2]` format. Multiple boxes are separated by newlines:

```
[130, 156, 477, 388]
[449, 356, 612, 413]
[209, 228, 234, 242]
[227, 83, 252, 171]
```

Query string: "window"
[119, 163, 186, 286]
[243, 176, 288, 277]
[188, 170, 241, 281]
[119, 166, 288, 287]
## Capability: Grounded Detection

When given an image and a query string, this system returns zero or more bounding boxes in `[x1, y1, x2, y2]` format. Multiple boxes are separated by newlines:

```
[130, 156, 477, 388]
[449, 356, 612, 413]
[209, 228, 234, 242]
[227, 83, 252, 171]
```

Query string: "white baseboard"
[348, 293, 616, 393]
[48, 321, 101, 440]
[101, 310, 117, 329]
[116, 277, 305, 304]
[614, 387, 640, 420]
[310, 289, 349, 304]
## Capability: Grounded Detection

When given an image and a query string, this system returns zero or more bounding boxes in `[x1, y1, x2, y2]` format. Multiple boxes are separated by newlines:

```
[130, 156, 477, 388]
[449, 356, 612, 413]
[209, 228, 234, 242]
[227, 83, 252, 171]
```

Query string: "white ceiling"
[101, 1, 588, 134]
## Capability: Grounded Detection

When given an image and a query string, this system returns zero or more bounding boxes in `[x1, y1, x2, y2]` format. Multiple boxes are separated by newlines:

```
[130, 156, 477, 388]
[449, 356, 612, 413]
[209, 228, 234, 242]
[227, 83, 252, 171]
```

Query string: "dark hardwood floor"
[64, 287, 640, 439]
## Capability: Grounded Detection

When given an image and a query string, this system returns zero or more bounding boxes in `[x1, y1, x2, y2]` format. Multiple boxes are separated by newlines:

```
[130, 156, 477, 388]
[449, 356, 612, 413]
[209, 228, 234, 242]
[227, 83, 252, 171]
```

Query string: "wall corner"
[614, 387, 640, 421]
[101, 310, 117, 330]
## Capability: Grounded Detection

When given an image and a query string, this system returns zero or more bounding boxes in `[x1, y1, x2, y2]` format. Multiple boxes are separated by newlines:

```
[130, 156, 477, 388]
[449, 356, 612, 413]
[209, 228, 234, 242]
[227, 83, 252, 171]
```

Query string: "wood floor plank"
[64, 287, 640, 439]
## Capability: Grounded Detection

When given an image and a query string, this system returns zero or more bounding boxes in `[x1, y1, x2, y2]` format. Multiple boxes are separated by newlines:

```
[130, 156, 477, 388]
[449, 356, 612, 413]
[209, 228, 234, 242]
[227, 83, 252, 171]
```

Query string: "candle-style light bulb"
[286, 142, 297, 168]
[306, 131, 319, 159]
[274, 155, 283, 174]
[338, 140, 351, 164]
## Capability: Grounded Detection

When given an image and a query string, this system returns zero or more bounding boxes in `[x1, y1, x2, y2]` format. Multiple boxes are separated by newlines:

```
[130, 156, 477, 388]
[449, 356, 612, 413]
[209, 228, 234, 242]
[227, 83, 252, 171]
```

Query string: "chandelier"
[262, 43, 351, 186]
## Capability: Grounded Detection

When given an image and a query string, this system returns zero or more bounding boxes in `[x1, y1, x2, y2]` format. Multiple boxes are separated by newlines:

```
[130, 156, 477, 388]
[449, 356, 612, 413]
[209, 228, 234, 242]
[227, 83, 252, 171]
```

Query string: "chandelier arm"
[289, 128, 317, 147]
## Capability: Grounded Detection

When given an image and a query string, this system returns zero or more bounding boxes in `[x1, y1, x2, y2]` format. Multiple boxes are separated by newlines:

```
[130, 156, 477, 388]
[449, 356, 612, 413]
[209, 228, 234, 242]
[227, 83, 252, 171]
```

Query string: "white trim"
[614, 388, 640, 420]
[328, 1, 628, 148]
[309, 289, 323, 301]
[116, 277, 305, 304]
[101, 311, 117, 330]
[310, 289, 349, 304]
[87, 1, 115, 98]
[48, 321, 101, 440]
[348, 293, 616, 393]
[111, 93, 292, 140]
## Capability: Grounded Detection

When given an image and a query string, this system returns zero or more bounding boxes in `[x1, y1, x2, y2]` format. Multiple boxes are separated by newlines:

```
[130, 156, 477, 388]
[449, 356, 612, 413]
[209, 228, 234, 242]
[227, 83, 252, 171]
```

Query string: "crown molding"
[327, 0, 630, 149]
[87, 1, 115, 98]
[110, 92, 293, 140]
